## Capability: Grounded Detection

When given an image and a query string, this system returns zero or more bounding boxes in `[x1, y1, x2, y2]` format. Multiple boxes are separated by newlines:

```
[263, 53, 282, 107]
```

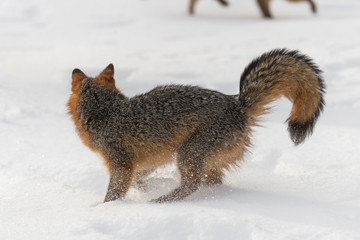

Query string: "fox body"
[68, 49, 325, 203]
[189, 0, 317, 18]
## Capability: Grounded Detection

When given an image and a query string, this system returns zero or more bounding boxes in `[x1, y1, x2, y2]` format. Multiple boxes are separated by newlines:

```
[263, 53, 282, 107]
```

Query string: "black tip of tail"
[288, 86, 326, 146]
[288, 119, 316, 146]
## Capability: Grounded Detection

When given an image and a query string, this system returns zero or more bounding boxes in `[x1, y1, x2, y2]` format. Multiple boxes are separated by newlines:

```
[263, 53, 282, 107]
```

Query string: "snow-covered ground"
[1, 0, 360, 239]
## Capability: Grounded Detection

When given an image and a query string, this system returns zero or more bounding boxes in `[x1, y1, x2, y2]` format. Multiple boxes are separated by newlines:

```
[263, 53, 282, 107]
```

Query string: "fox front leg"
[104, 165, 134, 202]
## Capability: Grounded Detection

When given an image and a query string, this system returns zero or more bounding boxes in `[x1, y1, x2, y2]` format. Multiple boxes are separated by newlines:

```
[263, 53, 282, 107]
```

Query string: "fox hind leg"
[133, 169, 154, 191]
[201, 167, 224, 186]
[152, 123, 234, 203]
[152, 127, 215, 203]
[152, 162, 203, 203]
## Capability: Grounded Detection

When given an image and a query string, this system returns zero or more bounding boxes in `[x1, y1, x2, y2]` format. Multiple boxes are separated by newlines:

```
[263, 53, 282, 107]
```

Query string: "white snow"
[1, 0, 360, 239]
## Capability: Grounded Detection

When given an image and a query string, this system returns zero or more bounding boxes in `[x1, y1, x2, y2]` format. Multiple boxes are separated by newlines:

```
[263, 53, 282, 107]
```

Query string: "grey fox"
[189, 0, 317, 18]
[68, 49, 325, 203]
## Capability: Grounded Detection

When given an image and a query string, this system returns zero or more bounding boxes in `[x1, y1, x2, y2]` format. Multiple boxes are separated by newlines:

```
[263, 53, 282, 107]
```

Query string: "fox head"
[67, 64, 120, 128]
[70, 63, 118, 94]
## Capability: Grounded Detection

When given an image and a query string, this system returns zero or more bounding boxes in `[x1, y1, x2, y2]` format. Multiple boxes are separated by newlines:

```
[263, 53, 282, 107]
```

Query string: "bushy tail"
[239, 49, 325, 145]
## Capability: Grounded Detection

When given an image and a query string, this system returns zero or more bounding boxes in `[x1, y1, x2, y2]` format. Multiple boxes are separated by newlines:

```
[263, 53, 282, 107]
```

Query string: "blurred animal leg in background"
[189, 0, 198, 14]
[287, 0, 317, 13]
[257, 0, 272, 18]
[189, 0, 229, 15]
[217, 0, 229, 7]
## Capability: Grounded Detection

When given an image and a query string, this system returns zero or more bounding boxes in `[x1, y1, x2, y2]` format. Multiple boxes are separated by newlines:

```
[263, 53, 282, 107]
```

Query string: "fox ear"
[72, 68, 87, 81]
[94, 63, 118, 91]
[71, 68, 87, 92]
[100, 64, 114, 78]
